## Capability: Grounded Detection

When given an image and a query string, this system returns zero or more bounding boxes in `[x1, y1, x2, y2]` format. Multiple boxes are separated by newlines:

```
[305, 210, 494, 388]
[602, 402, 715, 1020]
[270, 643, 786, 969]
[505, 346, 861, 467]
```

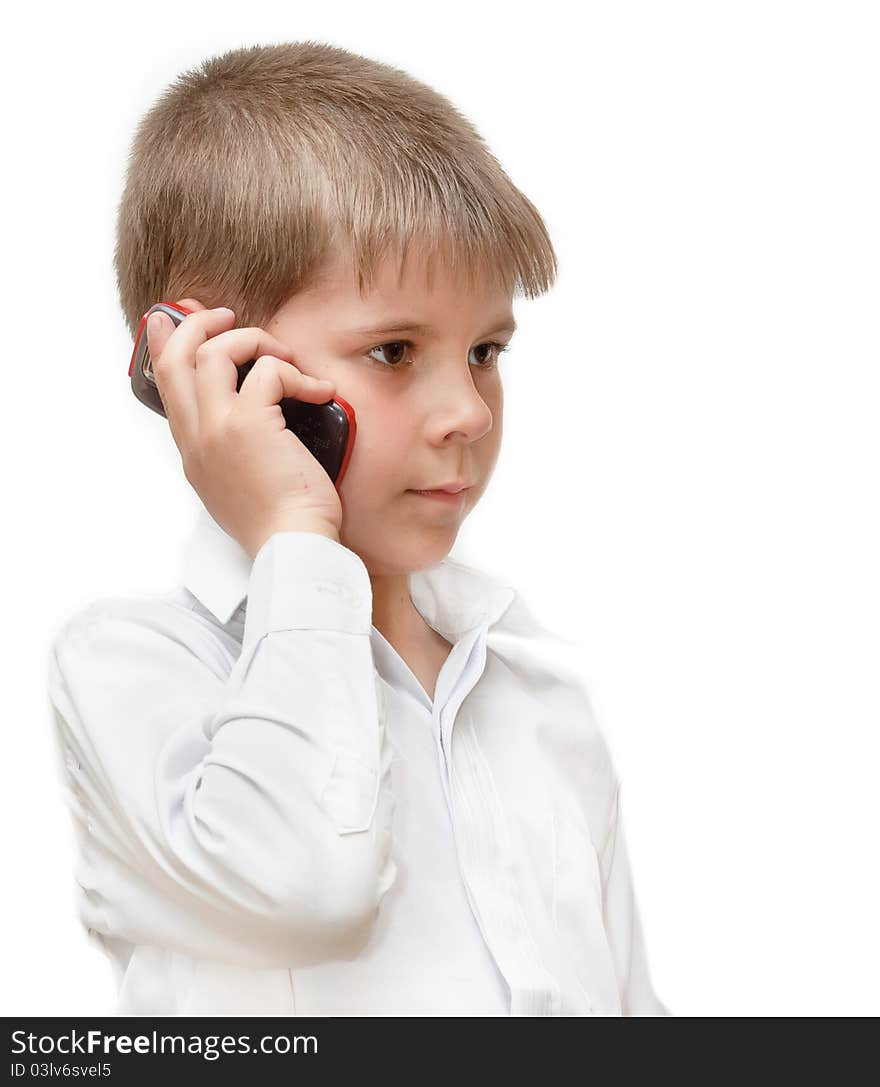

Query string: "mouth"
[407, 488, 468, 505]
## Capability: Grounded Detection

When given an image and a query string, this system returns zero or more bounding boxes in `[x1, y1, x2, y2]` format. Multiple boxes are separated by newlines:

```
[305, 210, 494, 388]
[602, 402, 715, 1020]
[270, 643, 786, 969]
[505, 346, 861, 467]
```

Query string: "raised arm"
[46, 530, 397, 970]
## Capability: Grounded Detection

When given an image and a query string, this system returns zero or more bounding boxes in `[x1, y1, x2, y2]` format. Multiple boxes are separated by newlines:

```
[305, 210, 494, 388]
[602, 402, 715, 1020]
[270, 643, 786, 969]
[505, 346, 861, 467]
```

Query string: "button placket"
[450, 709, 563, 1016]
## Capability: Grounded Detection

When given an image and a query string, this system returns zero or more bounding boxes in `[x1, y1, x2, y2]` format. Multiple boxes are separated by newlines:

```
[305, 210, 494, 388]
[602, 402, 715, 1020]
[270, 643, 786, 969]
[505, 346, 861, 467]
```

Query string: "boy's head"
[116, 41, 557, 577]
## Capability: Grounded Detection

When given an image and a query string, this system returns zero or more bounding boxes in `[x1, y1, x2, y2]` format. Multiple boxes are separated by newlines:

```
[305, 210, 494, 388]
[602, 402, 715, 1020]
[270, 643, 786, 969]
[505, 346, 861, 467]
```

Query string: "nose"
[423, 366, 496, 445]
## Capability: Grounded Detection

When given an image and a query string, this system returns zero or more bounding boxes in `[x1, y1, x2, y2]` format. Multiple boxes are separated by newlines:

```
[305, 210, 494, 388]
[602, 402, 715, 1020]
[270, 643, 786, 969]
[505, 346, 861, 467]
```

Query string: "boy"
[47, 40, 670, 1016]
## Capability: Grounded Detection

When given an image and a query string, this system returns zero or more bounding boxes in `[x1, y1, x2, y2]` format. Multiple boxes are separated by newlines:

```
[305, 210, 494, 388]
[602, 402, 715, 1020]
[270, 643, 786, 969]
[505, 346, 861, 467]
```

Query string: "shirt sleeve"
[46, 530, 397, 971]
[598, 779, 672, 1016]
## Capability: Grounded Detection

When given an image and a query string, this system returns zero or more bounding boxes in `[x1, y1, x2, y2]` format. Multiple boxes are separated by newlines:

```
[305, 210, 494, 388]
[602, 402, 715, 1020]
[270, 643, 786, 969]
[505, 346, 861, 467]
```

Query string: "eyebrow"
[350, 316, 517, 339]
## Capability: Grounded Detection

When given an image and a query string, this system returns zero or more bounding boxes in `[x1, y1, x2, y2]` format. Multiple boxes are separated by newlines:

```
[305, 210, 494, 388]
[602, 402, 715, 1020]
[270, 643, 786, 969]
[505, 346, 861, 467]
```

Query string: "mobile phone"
[128, 301, 356, 488]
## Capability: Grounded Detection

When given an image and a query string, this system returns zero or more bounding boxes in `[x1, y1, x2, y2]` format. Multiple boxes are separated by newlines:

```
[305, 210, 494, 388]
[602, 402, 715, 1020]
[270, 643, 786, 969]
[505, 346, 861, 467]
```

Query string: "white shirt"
[46, 504, 670, 1016]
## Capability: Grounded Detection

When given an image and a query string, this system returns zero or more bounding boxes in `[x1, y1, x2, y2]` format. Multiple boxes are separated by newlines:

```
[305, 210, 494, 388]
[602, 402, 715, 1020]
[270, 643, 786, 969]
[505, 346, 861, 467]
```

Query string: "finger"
[152, 307, 238, 438]
[144, 311, 180, 419]
[193, 326, 316, 431]
[235, 355, 335, 413]
[145, 310, 175, 365]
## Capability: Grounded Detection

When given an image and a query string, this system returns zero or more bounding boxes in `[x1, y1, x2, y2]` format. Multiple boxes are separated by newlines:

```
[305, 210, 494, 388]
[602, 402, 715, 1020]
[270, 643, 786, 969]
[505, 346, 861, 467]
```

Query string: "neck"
[369, 571, 423, 642]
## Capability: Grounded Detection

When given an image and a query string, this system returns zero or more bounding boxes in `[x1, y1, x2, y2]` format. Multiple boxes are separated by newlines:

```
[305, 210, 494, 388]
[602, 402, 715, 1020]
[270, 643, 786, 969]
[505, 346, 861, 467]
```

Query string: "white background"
[3, 0, 877, 1016]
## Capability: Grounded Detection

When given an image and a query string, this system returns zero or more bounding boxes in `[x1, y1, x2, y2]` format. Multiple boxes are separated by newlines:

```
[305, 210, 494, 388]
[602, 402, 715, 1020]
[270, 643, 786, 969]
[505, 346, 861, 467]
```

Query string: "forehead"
[311, 239, 512, 309]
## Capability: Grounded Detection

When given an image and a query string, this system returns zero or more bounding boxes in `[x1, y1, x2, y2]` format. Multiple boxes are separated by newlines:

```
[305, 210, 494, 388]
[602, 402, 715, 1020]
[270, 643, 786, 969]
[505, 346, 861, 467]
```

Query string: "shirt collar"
[178, 503, 519, 638]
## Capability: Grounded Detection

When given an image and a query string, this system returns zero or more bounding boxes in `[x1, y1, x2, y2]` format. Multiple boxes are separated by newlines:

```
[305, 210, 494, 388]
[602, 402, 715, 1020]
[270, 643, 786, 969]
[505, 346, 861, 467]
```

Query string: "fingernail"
[147, 313, 162, 333]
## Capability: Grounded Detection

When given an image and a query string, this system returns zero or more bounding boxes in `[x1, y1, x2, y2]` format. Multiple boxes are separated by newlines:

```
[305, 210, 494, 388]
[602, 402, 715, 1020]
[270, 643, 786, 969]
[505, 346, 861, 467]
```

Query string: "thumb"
[145, 310, 173, 361]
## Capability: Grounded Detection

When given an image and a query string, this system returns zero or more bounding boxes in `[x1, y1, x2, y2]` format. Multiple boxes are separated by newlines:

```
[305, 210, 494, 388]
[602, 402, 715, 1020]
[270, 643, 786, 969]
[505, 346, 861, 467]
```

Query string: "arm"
[46, 530, 397, 970]
[599, 779, 672, 1015]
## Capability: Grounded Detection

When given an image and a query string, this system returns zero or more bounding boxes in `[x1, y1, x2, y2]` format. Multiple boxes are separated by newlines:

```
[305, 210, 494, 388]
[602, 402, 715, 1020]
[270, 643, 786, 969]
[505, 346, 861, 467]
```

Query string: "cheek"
[341, 403, 411, 499]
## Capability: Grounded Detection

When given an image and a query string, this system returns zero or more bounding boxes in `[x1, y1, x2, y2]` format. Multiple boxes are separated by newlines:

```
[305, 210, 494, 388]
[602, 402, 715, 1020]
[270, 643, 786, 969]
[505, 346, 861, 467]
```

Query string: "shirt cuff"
[242, 531, 373, 652]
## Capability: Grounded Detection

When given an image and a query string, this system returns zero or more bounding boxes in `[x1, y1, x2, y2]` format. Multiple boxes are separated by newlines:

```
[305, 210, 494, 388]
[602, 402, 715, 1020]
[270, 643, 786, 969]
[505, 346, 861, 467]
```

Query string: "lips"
[408, 488, 467, 504]
[417, 481, 473, 494]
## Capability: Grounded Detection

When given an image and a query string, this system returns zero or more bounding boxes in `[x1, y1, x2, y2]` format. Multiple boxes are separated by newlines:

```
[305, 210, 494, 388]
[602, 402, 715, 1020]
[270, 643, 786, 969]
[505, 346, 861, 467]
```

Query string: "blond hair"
[114, 40, 558, 340]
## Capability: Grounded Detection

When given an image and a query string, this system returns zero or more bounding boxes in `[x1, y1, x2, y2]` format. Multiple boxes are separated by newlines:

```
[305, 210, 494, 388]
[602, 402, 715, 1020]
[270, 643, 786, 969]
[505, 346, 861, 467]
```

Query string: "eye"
[365, 340, 511, 369]
[469, 341, 510, 369]
[366, 341, 409, 367]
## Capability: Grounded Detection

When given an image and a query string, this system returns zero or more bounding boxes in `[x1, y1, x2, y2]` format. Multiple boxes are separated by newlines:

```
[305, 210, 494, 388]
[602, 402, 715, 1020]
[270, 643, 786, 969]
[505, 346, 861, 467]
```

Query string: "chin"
[354, 530, 459, 578]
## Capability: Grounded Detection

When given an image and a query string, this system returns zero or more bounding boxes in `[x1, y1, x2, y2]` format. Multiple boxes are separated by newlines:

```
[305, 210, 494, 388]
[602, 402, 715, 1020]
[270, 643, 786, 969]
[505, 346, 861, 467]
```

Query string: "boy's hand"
[146, 299, 343, 560]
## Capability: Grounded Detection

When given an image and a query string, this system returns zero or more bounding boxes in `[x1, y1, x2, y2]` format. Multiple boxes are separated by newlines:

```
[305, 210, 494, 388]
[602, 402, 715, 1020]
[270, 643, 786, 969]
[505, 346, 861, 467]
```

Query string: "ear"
[174, 298, 208, 311]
